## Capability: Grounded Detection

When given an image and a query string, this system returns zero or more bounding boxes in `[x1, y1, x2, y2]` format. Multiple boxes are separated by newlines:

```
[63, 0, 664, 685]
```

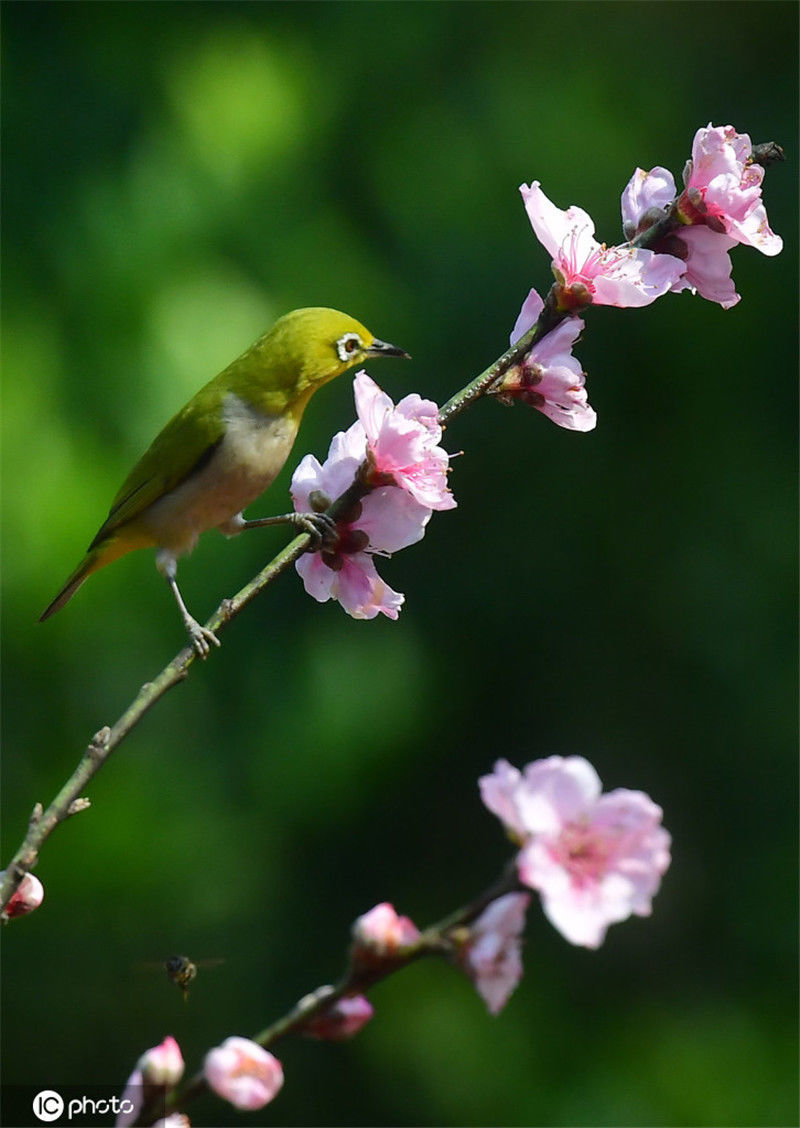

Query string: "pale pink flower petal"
[510, 287, 545, 342]
[334, 553, 405, 620]
[290, 423, 366, 513]
[478, 759, 527, 840]
[529, 362, 596, 433]
[671, 224, 740, 309]
[621, 166, 676, 232]
[352, 902, 421, 955]
[296, 551, 405, 620]
[521, 181, 683, 308]
[358, 487, 431, 553]
[516, 756, 603, 835]
[1, 871, 44, 918]
[204, 1037, 283, 1112]
[304, 995, 374, 1041]
[462, 892, 530, 1015]
[522, 183, 598, 262]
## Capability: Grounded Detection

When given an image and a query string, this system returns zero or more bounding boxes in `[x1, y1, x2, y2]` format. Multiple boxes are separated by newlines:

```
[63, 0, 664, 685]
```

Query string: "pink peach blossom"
[501, 288, 595, 432]
[683, 123, 782, 255]
[480, 756, 671, 949]
[354, 371, 455, 510]
[521, 181, 683, 309]
[461, 892, 530, 1015]
[204, 1037, 283, 1112]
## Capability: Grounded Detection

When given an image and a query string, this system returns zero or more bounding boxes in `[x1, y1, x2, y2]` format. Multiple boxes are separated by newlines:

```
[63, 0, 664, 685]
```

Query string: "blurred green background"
[2, 3, 797, 1125]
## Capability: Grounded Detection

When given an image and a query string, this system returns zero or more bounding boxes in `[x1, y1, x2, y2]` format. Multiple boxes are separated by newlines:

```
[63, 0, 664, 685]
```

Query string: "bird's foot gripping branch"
[3, 122, 784, 1126]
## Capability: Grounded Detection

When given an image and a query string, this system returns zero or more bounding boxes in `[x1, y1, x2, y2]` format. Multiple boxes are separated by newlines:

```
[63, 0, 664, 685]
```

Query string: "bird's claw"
[295, 512, 339, 552]
[185, 617, 221, 659]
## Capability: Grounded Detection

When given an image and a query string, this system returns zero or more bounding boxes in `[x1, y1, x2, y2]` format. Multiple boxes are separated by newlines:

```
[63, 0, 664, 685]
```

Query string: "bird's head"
[258, 307, 410, 401]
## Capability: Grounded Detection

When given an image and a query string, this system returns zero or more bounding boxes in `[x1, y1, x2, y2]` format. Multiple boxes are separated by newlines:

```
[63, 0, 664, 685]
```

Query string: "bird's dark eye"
[336, 333, 362, 362]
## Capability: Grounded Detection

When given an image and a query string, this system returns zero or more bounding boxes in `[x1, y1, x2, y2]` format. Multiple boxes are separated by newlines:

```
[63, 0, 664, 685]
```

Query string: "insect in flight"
[139, 954, 226, 1002]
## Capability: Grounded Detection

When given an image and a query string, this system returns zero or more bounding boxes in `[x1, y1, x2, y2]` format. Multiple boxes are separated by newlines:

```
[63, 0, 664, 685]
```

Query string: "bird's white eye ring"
[336, 332, 362, 362]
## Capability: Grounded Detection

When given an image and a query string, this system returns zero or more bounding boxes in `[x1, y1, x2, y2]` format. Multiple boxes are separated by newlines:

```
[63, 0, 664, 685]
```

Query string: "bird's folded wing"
[89, 393, 223, 548]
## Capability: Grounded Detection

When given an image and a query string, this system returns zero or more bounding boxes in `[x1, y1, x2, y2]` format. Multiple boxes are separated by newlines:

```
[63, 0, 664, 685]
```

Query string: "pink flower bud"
[304, 994, 374, 1041]
[139, 1036, 184, 1087]
[352, 902, 421, 958]
[116, 1037, 184, 1127]
[204, 1037, 283, 1111]
[1, 871, 44, 918]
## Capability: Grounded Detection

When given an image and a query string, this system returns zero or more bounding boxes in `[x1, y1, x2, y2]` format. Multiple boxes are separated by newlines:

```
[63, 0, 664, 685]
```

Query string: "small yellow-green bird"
[40, 307, 409, 656]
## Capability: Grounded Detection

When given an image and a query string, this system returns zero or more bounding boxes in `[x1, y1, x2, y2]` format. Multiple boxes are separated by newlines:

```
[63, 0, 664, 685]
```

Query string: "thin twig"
[161, 859, 522, 1122]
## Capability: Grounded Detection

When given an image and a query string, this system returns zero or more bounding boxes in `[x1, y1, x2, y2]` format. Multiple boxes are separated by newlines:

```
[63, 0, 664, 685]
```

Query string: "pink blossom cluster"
[480, 756, 671, 949]
[622, 123, 782, 309]
[292, 372, 455, 620]
[350, 897, 529, 1016]
[507, 124, 782, 426]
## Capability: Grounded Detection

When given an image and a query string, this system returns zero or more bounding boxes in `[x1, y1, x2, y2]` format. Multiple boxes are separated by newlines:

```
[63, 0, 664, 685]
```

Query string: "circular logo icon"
[32, 1090, 64, 1123]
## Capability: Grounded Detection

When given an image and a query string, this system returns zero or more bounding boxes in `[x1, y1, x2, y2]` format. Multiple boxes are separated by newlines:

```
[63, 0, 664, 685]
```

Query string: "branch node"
[66, 797, 92, 818]
[298, 984, 336, 1012]
[89, 726, 111, 760]
[28, 802, 43, 828]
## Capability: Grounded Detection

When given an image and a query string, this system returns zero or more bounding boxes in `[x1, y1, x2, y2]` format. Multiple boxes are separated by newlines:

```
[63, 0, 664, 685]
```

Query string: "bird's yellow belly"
[139, 401, 298, 557]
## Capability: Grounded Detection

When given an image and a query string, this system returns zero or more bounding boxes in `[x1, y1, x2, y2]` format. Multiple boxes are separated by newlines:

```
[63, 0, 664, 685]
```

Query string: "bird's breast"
[142, 394, 299, 556]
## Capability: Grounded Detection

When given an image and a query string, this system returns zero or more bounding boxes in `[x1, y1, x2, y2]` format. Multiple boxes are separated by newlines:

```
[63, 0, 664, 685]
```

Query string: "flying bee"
[165, 954, 226, 1001]
[138, 954, 225, 1002]
[165, 954, 197, 1001]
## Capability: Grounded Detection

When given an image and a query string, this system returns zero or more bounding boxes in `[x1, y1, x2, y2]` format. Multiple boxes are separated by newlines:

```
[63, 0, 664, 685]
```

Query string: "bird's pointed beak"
[366, 337, 411, 360]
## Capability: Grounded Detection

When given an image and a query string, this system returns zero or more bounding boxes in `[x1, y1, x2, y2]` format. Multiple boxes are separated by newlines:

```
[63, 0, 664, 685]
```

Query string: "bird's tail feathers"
[39, 538, 127, 621]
